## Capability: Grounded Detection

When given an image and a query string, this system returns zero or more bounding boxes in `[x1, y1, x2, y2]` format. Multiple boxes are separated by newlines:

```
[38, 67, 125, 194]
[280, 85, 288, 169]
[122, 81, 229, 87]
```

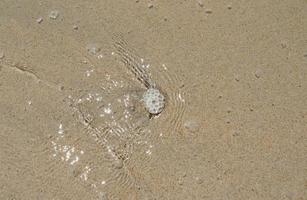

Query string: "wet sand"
[0, 0, 307, 199]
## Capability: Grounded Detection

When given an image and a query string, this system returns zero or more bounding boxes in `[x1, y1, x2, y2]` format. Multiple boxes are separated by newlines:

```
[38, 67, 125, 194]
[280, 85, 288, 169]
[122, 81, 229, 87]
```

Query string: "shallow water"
[1, 0, 306, 200]
[0, 13, 191, 199]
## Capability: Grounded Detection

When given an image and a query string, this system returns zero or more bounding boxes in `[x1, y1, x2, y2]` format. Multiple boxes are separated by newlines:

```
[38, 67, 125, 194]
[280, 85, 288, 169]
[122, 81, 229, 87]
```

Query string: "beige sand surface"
[0, 0, 306, 199]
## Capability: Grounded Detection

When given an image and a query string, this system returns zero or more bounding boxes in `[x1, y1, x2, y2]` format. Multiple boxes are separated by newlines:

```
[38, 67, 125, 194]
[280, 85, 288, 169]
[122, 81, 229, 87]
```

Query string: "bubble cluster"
[142, 88, 165, 115]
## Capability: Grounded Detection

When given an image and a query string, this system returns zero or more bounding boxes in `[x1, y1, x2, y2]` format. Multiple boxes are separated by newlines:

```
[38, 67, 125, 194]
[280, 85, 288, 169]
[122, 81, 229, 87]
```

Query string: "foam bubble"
[143, 88, 165, 115]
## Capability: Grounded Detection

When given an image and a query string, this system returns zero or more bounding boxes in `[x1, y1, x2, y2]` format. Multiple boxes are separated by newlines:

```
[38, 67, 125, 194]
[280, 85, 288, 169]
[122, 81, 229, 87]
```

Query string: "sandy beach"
[0, 0, 306, 199]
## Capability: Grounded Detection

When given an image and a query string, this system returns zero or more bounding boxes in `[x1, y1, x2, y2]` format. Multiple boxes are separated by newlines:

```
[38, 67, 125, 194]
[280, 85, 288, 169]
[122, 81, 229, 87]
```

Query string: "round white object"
[143, 88, 165, 114]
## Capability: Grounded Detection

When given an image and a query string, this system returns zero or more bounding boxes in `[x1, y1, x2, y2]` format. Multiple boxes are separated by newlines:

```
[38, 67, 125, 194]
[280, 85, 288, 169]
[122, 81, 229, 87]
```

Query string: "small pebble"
[36, 17, 43, 24]
[58, 85, 65, 91]
[254, 69, 263, 78]
[205, 9, 212, 14]
[226, 107, 232, 113]
[197, 0, 204, 7]
[148, 3, 154, 9]
[184, 120, 200, 133]
[227, 5, 232, 9]
[0, 51, 4, 59]
[234, 74, 240, 82]
[49, 10, 59, 20]
[73, 25, 78, 30]
[303, 53, 307, 58]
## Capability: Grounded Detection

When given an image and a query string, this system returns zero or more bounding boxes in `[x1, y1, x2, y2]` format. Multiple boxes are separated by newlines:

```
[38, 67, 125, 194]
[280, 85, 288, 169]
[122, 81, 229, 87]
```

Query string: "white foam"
[143, 88, 165, 114]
